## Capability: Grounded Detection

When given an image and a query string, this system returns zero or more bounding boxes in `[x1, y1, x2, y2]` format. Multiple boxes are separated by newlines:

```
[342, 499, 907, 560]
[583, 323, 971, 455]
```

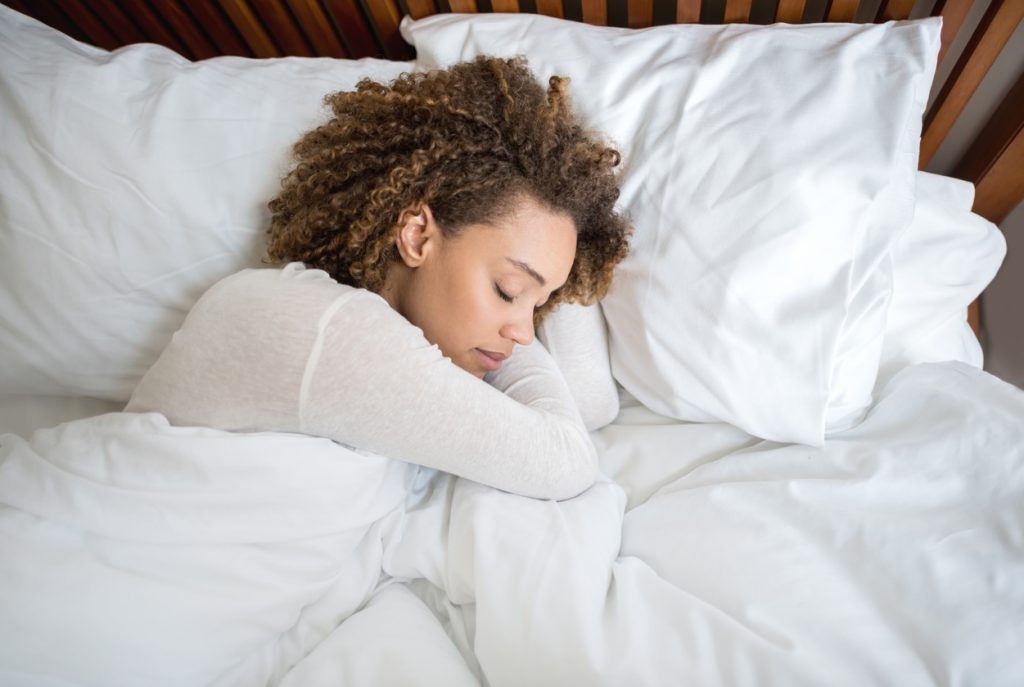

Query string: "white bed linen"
[1, 362, 1022, 686]
[0, 394, 122, 439]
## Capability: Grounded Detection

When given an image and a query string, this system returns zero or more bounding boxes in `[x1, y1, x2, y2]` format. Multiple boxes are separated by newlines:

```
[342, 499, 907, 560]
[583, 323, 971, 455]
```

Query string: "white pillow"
[403, 14, 941, 445]
[0, 5, 411, 400]
[876, 172, 1007, 390]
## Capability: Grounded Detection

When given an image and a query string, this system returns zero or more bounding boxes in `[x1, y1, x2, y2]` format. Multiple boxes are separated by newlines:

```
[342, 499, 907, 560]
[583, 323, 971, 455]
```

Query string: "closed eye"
[494, 283, 514, 303]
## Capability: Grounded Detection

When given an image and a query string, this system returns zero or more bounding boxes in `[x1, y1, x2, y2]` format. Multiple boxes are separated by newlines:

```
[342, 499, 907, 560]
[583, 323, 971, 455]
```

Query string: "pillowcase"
[0, 5, 411, 401]
[403, 14, 941, 445]
[875, 171, 1006, 391]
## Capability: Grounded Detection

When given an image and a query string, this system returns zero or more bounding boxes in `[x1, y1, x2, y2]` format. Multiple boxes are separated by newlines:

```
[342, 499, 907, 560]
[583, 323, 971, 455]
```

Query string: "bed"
[0, 1, 1022, 685]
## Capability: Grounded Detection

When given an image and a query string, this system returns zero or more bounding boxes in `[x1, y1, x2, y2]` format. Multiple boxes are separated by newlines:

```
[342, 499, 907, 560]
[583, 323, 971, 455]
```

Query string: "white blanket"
[1, 362, 1022, 686]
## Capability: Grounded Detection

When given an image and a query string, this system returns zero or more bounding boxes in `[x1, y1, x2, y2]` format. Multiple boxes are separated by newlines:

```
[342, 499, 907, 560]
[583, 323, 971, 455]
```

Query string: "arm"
[536, 302, 620, 431]
[299, 290, 598, 501]
[126, 265, 597, 500]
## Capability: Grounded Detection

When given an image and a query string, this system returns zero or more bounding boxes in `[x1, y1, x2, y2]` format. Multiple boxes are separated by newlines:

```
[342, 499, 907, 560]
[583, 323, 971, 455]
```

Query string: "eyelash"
[494, 283, 514, 303]
[496, 283, 545, 311]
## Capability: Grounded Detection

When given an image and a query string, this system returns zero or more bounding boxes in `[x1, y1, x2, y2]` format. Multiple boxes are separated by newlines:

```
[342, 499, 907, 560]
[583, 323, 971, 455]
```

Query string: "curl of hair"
[265, 55, 631, 322]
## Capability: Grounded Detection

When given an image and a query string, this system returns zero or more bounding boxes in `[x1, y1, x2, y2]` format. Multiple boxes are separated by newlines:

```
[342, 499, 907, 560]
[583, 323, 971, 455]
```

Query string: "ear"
[394, 203, 440, 268]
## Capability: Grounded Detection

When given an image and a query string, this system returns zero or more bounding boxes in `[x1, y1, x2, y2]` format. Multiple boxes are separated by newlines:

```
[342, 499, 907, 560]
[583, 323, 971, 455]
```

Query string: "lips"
[475, 348, 509, 372]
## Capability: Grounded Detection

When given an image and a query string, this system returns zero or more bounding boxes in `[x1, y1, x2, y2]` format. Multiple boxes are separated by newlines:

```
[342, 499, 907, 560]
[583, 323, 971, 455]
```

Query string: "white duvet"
[1, 362, 1022, 686]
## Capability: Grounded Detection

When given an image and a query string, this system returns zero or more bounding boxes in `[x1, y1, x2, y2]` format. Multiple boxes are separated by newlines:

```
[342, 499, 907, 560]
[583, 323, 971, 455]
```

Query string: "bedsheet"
[0, 361, 1022, 686]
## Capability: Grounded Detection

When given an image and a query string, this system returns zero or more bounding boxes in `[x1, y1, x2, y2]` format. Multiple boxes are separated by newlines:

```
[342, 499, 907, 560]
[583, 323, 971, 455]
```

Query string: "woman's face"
[383, 196, 577, 378]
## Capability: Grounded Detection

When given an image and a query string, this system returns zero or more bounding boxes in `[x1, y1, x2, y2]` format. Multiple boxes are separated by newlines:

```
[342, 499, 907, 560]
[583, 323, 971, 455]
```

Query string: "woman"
[126, 56, 630, 500]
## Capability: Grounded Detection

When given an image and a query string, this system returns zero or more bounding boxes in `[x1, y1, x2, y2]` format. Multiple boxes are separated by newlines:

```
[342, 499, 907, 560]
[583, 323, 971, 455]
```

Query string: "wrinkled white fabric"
[403, 14, 941, 446]
[126, 262, 596, 501]
[536, 302, 619, 431]
[2, 362, 1022, 686]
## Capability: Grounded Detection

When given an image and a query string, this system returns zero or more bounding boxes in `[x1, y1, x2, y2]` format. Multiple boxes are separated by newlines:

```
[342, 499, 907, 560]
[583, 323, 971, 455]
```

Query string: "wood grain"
[921, 0, 1024, 169]
[286, 0, 350, 57]
[724, 0, 752, 23]
[825, 0, 859, 22]
[775, 0, 806, 23]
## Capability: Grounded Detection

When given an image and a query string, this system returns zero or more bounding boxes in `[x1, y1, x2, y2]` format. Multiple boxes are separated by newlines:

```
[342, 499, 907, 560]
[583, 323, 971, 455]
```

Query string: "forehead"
[455, 199, 577, 280]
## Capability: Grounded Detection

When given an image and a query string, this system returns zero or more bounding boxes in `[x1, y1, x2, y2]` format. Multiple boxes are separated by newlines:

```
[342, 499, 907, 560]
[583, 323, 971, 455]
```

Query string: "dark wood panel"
[955, 69, 1024, 225]
[582, 0, 608, 24]
[628, 0, 652, 26]
[826, 0, 859, 22]
[875, 0, 915, 21]
[150, 1, 220, 59]
[51, 0, 119, 49]
[922, 0, 1024, 168]
[21, 0, 90, 43]
[250, 0, 315, 56]
[775, 0, 805, 22]
[536, 0, 564, 18]
[285, 0, 349, 57]
[217, 0, 281, 56]
[932, 0, 972, 67]
[405, 0, 439, 18]
[724, 0, 752, 22]
[181, 0, 252, 56]
[362, 0, 411, 59]
[323, 0, 379, 58]
[86, 0, 145, 45]
[113, 0, 191, 57]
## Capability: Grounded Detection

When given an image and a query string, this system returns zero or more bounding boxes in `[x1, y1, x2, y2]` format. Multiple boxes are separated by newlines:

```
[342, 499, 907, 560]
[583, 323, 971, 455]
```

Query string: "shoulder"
[195, 261, 391, 320]
[198, 261, 431, 348]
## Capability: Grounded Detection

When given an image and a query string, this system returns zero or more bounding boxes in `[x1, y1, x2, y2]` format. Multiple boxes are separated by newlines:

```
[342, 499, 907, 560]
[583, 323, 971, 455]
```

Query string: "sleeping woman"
[125, 56, 631, 500]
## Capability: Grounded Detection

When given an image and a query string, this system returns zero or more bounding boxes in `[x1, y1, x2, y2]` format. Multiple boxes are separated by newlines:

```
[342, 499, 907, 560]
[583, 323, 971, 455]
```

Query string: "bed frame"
[3, 0, 1021, 335]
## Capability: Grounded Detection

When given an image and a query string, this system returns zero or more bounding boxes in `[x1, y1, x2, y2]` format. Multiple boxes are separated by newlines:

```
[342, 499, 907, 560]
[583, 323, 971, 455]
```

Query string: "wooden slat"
[536, 0, 564, 18]
[12, 0, 87, 44]
[724, 0, 752, 23]
[361, 0, 410, 60]
[931, 0, 972, 67]
[149, 1, 220, 59]
[285, 0, 350, 57]
[874, 0, 915, 22]
[113, 0, 191, 56]
[83, 0, 145, 45]
[322, 0, 379, 57]
[181, 0, 252, 56]
[405, 0, 440, 18]
[492, 0, 522, 11]
[955, 69, 1024, 225]
[449, 0, 479, 10]
[217, 0, 281, 56]
[675, 0, 699, 22]
[825, 0, 858, 22]
[628, 0, 652, 26]
[249, 0, 314, 56]
[51, 0, 119, 50]
[921, 0, 1024, 168]
[775, 0, 806, 23]
[582, 0, 607, 24]
[968, 299, 980, 336]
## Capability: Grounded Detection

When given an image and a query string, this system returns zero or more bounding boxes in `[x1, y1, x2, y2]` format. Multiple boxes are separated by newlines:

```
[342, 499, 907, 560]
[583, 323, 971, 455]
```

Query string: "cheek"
[412, 262, 496, 350]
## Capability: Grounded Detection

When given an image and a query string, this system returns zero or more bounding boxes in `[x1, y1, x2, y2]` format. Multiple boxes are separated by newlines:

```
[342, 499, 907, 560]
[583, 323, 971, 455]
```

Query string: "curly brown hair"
[264, 55, 631, 321]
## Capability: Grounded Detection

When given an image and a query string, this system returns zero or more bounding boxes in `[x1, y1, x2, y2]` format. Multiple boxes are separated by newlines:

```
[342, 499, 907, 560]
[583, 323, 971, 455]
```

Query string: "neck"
[379, 262, 406, 313]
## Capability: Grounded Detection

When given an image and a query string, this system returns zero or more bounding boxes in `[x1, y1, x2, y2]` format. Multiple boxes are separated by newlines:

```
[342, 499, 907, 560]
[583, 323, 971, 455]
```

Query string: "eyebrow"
[505, 258, 546, 287]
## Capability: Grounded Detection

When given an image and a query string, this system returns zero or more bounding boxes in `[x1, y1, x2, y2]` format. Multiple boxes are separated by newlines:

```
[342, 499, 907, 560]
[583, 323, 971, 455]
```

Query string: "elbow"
[547, 436, 599, 501]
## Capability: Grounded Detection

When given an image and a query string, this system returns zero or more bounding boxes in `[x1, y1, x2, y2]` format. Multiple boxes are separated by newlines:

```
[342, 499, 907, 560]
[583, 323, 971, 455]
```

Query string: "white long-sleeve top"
[125, 262, 598, 500]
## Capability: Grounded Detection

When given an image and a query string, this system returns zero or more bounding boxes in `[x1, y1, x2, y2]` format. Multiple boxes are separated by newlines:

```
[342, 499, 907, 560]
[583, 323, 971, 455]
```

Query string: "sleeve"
[536, 302, 620, 431]
[300, 290, 599, 501]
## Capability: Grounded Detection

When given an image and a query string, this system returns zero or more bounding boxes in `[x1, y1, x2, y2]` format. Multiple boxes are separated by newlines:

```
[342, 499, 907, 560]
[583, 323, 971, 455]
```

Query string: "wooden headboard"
[3, 0, 1022, 334]
[4, 0, 1020, 226]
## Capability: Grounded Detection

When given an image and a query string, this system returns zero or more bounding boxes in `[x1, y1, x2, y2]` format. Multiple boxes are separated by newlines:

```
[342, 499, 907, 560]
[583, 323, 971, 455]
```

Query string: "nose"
[500, 311, 535, 347]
